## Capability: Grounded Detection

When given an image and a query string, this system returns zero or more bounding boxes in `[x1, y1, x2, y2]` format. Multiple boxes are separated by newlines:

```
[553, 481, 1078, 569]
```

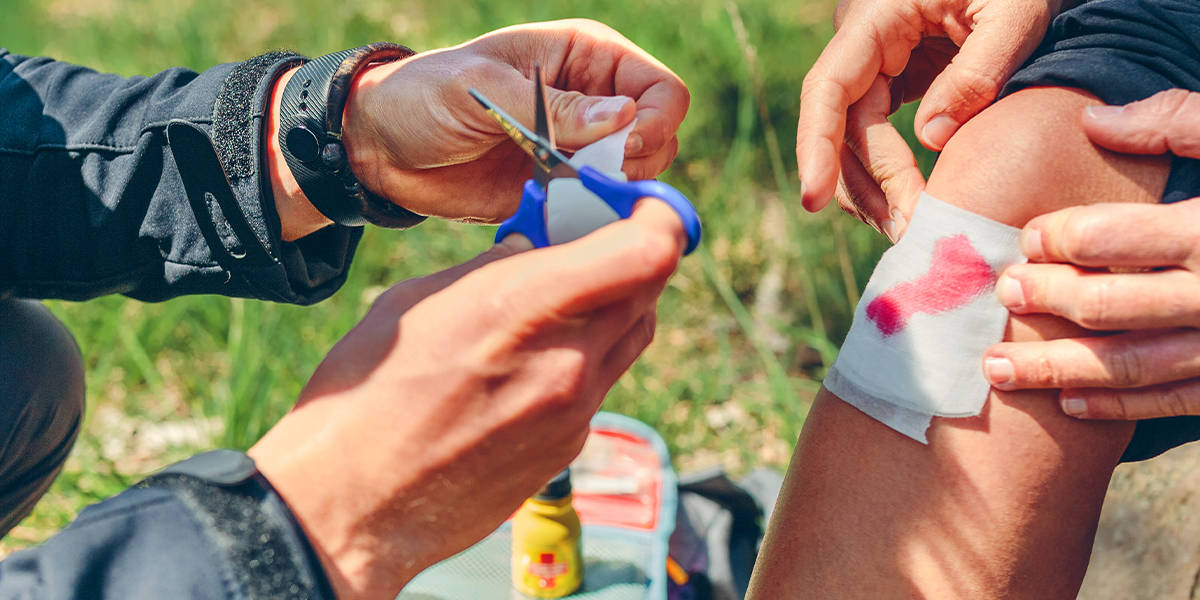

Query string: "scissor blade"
[533, 66, 556, 153]
[468, 88, 541, 161]
[467, 87, 578, 182]
[533, 67, 554, 187]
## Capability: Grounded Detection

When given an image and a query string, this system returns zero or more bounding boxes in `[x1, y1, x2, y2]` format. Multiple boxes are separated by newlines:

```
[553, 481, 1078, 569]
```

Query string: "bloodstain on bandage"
[866, 234, 996, 336]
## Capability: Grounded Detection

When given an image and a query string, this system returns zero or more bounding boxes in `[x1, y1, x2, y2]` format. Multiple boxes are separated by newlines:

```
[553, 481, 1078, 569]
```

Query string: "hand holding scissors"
[469, 67, 701, 254]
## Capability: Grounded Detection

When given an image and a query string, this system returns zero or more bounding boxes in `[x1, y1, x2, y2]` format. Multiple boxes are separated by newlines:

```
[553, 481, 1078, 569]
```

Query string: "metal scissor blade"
[533, 65, 556, 187]
[467, 86, 578, 183]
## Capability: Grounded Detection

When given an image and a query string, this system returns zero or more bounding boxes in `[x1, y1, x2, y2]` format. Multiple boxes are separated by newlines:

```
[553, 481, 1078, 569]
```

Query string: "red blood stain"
[866, 234, 995, 337]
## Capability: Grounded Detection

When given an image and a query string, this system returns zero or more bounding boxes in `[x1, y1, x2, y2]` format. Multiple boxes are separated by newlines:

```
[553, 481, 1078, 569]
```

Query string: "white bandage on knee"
[825, 192, 1025, 442]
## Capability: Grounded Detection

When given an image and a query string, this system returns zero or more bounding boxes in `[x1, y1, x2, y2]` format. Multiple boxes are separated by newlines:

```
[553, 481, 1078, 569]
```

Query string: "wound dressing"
[825, 193, 1025, 442]
[545, 121, 635, 245]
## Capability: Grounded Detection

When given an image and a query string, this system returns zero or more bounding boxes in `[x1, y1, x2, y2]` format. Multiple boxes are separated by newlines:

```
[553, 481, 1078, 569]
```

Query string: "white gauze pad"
[545, 121, 635, 245]
[824, 192, 1025, 443]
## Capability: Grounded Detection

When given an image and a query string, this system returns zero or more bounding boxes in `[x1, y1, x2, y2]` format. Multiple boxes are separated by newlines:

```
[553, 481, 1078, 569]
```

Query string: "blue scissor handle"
[495, 179, 551, 248]
[576, 166, 702, 255]
[494, 167, 702, 255]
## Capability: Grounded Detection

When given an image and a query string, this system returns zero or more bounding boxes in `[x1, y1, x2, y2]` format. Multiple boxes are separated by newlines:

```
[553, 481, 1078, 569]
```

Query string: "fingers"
[836, 145, 889, 237]
[1059, 379, 1200, 420]
[998, 264, 1200, 330]
[1082, 88, 1200, 159]
[623, 136, 680, 181]
[597, 311, 658, 390]
[495, 233, 536, 253]
[985, 329, 1200, 391]
[544, 89, 637, 151]
[486, 198, 685, 321]
[501, 19, 689, 161]
[796, 17, 903, 211]
[464, 61, 638, 151]
[567, 21, 690, 161]
[1020, 202, 1200, 268]
[842, 75, 926, 238]
[912, 4, 1049, 150]
[623, 77, 690, 163]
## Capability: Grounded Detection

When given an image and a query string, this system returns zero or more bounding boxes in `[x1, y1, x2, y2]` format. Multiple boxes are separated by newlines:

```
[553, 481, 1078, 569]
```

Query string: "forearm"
[0, 50, 357, 303]
[750, 88, 1166, 598]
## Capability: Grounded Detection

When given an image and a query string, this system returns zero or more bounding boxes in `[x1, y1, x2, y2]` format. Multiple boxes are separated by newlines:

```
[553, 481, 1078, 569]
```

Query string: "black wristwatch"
[142, 450, 336, 599]
[278, 43, 426, 229]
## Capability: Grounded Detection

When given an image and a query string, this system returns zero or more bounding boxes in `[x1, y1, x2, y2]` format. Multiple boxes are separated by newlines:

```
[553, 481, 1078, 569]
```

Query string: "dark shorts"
[1000, 0, 1200, 461]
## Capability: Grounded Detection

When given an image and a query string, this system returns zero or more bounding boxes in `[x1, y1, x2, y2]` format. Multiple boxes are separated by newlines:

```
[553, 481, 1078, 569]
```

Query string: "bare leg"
[748, 88, 1169, 598]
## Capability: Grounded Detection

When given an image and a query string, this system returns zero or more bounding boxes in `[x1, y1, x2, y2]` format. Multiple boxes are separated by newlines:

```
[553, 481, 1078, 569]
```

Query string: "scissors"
[468, 67, 701, 255]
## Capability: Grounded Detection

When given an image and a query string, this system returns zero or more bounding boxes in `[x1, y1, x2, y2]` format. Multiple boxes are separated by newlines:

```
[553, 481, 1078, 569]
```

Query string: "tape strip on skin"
[545, 121, 635, 245]
[825, 192, 1026, 443]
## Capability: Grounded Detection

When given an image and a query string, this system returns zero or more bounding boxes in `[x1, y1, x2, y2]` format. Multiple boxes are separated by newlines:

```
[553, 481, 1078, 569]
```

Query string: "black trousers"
[0, 299, 84, 537]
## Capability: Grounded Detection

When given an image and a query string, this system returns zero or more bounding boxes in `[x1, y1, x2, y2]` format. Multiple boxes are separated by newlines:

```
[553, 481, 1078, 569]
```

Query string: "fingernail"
[1020, 228, 1044, 260]
[984, 357, 1014, 387]
[995, 275, 1026, 311]
[1061, 394, 1088, 417]
[879, 219, 894, 239]
[584, 97, 630, 125]
[625, 132, 643, 155]
[887, 208, 907, 241]
[1084, 104, 1125, 120]
[799, 180, 817, 211]
[921, 114, 959, 150]
[497, 233, 534, 252]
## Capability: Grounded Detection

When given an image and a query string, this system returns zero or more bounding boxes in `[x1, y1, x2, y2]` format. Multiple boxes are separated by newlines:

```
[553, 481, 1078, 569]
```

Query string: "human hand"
[797, 0, 1063, 239]
[983, 89, 1200, 420]
[248, 198, 687, 599]
[342, 20, 686, 222]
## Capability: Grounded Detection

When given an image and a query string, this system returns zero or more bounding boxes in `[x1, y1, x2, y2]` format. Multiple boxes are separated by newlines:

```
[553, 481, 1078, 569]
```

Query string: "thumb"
[474, 66, 636, 150]
[1081, 89, 1200, 159]
[914, 8, 1049, 150]
[542, 87, 637, 150]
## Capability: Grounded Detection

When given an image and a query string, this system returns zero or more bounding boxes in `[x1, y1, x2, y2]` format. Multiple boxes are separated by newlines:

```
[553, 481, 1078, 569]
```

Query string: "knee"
[0, 299, 85, 451]
[926, 87, 1170, 227]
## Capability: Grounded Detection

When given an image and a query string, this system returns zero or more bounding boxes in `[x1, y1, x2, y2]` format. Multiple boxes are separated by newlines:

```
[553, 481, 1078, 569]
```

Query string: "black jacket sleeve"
[0, 49, 364, 304]
[0, 452, 335, 599]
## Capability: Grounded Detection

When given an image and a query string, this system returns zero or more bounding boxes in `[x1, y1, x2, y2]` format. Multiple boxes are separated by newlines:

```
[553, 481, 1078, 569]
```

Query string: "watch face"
[285, 125, 323, 164]
[159, 449, 257, 485]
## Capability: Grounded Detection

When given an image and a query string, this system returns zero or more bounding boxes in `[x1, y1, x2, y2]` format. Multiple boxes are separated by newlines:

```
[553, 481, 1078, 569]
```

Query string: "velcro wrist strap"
[279, 43, 426, 229]
[142, 451, 336, 600]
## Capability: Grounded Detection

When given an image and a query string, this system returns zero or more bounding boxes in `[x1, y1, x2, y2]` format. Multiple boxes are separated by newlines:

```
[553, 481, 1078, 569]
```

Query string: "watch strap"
[279, 43, 426, 229]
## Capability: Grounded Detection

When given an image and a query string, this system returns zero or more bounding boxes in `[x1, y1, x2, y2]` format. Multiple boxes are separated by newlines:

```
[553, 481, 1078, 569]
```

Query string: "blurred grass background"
[0, 0, 937, 552]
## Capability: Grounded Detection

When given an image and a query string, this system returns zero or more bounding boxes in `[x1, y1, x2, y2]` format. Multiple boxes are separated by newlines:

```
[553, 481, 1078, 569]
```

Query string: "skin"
[250, 200, 688, 600]
[249, 20, 692, 599]
[267, 19, 689, 240]
[795, 0, 1073, 236]
[986, 89, 1200, 420]
[748, 87, 1169, 598]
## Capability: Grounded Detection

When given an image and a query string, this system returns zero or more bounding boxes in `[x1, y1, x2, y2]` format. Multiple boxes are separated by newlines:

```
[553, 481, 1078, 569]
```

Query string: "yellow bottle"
[511, 469, 583, 598]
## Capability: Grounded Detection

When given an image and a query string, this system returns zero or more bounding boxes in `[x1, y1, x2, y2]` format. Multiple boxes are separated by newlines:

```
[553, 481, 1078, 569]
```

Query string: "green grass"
[0, 0, 936, 552]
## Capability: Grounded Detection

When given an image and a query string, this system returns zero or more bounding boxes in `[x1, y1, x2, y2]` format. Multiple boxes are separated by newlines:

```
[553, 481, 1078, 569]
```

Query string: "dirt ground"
[1079, 441, 1200, 599]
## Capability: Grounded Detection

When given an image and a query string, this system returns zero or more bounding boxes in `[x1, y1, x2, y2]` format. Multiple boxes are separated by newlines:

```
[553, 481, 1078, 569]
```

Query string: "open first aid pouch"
[396, 412, 678, 600]
[825, 193, 1026, 442]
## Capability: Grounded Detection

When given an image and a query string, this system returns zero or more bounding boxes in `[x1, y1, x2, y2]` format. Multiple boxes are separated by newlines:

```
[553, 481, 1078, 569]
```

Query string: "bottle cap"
[533, 468, 572, 501]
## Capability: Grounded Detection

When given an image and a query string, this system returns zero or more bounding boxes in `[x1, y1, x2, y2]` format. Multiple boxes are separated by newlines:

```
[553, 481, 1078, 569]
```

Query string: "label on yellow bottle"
[513, 541, 582, 597]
